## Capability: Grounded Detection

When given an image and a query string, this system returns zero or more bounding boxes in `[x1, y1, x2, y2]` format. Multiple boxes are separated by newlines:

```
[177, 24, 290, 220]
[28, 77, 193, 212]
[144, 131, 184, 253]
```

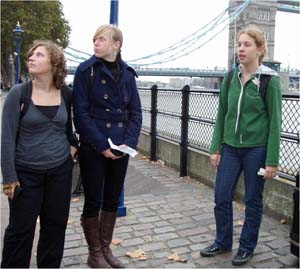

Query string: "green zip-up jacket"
[210, 65, 282, 166]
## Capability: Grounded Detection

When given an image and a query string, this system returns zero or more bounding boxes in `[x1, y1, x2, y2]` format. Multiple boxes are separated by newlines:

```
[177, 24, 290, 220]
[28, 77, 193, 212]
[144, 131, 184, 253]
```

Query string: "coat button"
[104, 94, 109, 99]
[101, 79, 106, 84]
[106, 108, 110, 112]
[117, 109, 122, 112]
[106, 123, 111, 128]
[118, 122, 123, 128]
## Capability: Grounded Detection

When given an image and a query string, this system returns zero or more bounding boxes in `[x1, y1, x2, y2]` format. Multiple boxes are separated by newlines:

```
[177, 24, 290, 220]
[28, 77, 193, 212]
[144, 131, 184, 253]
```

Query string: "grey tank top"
[15, 99, 70, 170]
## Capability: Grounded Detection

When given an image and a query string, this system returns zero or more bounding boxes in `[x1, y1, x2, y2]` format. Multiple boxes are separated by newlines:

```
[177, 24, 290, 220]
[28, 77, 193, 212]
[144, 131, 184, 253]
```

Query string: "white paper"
[257, 168, 279, 179]
[108, 138, 138, 157]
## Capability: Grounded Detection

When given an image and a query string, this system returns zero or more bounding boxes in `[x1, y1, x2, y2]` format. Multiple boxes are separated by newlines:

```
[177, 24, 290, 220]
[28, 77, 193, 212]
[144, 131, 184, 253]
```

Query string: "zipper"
[240, 134, 243, 144]
[235, 76, 244, 133]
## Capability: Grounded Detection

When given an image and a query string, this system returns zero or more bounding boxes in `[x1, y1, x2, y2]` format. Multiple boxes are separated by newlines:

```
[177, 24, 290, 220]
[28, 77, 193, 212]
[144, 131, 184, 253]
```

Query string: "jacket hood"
[238, 64, 279, 77]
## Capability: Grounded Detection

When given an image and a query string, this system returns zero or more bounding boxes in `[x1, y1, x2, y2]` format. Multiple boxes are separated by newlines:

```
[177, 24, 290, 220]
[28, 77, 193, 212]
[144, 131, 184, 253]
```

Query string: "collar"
[238, 64, 279, 77]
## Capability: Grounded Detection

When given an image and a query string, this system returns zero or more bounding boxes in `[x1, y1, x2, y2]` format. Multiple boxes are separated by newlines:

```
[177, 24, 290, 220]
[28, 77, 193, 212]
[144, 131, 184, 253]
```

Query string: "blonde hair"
[237, 26, 267, 64]
[93, 24, 123, 49]
[27, 40, 67, 89]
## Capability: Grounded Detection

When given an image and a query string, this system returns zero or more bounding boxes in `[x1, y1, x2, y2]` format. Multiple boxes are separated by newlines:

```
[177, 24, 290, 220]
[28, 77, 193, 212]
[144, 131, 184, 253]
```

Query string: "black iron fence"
[139, 85, 299, 182]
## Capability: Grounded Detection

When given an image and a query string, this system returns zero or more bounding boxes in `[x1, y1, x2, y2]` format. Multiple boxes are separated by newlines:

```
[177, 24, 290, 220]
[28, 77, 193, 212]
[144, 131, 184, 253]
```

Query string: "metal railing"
[139, 85, 299, 182]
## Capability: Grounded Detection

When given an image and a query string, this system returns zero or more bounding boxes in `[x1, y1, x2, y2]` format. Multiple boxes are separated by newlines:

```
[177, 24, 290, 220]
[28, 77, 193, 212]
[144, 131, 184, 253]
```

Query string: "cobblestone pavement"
[61, 156, 298, 268]
[1, 155, 299, 268]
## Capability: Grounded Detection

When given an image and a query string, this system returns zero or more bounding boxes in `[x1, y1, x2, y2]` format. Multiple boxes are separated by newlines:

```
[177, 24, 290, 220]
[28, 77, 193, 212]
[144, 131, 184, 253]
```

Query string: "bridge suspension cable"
[64, 0, 250, 67]
[128, 0, 250, 66]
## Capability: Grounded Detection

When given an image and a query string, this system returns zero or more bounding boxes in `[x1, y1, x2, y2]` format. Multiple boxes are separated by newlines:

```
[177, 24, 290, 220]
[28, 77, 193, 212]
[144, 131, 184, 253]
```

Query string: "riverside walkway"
[1, 155, 298, 268]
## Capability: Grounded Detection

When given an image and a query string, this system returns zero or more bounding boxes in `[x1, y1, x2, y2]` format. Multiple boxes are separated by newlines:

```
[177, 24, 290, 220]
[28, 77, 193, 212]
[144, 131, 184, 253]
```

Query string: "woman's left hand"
[264, 166, 278, 180]
[70, 146, 77, 162]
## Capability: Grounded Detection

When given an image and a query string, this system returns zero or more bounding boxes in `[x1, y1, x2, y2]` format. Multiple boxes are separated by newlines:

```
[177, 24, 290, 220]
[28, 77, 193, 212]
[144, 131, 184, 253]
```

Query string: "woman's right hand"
[102, 149, 124, 160]
[3, 181, 20, 200]
[210, 153, 221, 169]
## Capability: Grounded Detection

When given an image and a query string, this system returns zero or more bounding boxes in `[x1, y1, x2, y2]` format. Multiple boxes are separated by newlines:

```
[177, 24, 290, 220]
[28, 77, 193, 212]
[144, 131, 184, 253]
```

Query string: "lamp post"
[8, 54, 14, 88]
[109, 0, 126, 217]
[110, 0, 119, 25]
[13, 21, 24, 84]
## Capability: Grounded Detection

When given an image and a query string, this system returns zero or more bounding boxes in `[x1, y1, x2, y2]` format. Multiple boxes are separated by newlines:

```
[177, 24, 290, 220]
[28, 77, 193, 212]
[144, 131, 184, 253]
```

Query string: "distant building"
[228, 0, 277, 69]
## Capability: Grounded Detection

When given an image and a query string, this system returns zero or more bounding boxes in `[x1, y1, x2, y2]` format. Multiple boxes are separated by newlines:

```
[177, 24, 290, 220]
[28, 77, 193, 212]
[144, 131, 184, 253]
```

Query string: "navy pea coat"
[72, 55, 142, 154]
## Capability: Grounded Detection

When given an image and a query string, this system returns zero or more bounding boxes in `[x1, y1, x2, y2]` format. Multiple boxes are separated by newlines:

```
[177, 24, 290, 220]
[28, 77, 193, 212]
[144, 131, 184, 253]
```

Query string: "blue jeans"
[214, 144, 266, 253]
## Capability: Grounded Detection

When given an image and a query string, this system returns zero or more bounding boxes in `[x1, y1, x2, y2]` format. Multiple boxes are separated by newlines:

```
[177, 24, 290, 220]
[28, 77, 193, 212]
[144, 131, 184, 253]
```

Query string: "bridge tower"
[228, 0, 277, 69]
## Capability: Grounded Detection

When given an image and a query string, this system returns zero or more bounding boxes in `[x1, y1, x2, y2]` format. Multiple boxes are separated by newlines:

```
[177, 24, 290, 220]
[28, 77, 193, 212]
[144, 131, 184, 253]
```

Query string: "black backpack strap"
[62, 84, 71, 113]
[259, 74, 272, 105]
[226, 68, 235, 91]
[20, 81, 33, 119]
[62, 85, 79, 148]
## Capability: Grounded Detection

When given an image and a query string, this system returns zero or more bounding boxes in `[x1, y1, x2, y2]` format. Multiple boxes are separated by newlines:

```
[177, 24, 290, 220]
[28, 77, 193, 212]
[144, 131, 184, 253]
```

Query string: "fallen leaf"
[237, 220, 244, 226]
[67, 218, 73, 225]
[71, 197, 80, 202]
[126, 249, 147, 260]
[280, 219, 286, 224]
[112, 239, 123, 245]
[183, 176, 190, 182]
[167, 253, 188, 263]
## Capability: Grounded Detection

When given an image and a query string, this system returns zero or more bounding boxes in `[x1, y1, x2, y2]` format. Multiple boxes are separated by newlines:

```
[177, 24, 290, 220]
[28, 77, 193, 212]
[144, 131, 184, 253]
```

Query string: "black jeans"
[1, 157, 73, 268]
[79, 143, 129, 217]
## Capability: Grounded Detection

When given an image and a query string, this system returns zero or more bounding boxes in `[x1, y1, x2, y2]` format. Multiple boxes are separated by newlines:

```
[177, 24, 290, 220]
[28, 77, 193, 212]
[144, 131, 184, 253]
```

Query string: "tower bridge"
[66, 0, 299, 89]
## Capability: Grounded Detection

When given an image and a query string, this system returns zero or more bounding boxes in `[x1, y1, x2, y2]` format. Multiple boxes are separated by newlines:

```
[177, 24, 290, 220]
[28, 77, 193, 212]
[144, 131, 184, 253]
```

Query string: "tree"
[1, 0, 71, 89]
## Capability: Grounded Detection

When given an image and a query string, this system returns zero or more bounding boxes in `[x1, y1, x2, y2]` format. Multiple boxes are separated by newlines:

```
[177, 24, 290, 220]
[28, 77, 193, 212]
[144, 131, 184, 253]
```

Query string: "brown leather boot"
[99, 211, 124, 268]
[81, 216, 110, 268]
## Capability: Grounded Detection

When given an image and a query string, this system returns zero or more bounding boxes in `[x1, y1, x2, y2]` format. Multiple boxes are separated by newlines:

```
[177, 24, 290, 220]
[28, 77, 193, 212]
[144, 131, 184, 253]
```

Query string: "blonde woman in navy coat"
[72, 24, 142, 268]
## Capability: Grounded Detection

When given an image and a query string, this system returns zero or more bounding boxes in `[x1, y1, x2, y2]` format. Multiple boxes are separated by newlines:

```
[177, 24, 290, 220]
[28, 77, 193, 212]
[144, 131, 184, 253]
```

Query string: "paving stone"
[65, 233, 82, 241]
[166, 238, 190, 248]
[171, 246, 190, 255]
[152, 232, 178, 241]
[139, 216, 162, 223]
[278, 253, 300, 267]
[134, 229, 154, 237]
[266, 238, 290, 249]
[114, 225, 133, 233]
[131, 223, 155, 231]
[122, 237, 145, 247]
[254, 260, 285, 268]
[64, 240, 82, 249]
[251, 252, 278, 263]
[178, 226, 208, 237]
[153, 226, 176, 234]
[274, 246, 291, 256]
[63, 246, 88, 257]
[164, 261, 196, 268]
[174, 222, 198, 230]
[154, 220, 171, 227]
[189, 233, 215, 243]
[18, 157, 298, 268]
[62, 256, 82, 266]
[139, 242, 167, 252]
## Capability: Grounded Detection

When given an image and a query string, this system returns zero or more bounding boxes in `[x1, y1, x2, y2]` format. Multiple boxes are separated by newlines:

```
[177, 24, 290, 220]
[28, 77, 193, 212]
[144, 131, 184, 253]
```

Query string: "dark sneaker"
[200, 243, 228, 257]
[232, 250, 253, 266]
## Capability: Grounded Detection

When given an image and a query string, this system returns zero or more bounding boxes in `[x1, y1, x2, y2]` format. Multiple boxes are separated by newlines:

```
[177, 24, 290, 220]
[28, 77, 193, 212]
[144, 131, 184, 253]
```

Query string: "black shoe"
[232, 250, 253, 266]
[200, 243, 228, 257]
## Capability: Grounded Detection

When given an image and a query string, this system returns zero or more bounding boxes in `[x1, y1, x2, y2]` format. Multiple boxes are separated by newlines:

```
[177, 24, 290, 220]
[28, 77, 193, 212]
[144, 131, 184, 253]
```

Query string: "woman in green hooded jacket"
[200, 26, 282, 266]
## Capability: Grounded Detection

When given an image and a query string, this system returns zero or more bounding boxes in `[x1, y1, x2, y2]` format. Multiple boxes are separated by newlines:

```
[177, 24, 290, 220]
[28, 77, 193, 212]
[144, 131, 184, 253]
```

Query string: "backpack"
[226, 69, 272, 105]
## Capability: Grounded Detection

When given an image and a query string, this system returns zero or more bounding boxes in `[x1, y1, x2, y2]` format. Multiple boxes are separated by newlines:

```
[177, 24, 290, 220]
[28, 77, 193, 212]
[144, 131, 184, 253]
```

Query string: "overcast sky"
[60, 0, 300, 70]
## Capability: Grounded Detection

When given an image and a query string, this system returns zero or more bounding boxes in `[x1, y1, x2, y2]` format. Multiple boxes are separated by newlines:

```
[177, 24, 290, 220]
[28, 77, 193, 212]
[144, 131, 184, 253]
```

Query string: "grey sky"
[61, 0, 300, 69]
